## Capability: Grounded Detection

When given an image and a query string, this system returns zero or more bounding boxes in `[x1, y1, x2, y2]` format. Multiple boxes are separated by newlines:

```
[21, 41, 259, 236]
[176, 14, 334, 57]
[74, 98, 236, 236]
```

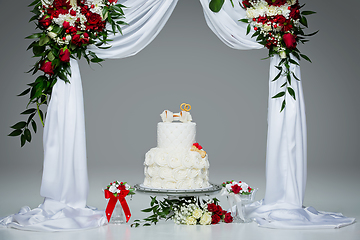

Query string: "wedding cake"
[143, 104, 210, 189]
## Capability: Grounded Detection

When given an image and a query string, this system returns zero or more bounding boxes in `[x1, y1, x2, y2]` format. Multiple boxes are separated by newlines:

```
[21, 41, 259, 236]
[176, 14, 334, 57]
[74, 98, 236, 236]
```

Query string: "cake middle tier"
[157, 122, 196, 150]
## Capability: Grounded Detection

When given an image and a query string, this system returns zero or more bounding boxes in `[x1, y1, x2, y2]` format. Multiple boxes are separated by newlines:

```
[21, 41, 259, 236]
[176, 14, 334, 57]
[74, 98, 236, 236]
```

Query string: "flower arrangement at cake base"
[131, 197, 232, 227]
[104, 181, 135, 224]
[221, 180, 257, 223]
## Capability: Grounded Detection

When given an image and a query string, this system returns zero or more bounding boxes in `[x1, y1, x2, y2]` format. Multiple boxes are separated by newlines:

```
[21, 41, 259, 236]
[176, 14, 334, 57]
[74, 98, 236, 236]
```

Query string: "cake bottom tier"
[143, 147, 210, 189]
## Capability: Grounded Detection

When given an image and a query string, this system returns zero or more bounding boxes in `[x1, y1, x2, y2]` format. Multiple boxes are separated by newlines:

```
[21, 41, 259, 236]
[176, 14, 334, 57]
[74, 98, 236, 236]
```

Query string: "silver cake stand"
[134, 183, 222, 197]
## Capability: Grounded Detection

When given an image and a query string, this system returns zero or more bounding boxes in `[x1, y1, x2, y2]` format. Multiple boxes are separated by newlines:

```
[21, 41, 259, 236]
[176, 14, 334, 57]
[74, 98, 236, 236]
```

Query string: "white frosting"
[157, 122, 196, 150]
[143, 147, 210, 189]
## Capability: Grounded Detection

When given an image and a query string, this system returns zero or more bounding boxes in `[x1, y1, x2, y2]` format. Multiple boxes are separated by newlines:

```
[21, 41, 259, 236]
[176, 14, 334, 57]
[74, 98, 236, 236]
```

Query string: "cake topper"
[160, 103, 192, 123]
[180, 103, 191, 112]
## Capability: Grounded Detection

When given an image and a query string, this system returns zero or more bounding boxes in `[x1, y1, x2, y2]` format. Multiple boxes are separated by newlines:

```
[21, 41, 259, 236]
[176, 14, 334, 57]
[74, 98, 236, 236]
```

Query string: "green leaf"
[91, 58, 104, 63]
[291, 72, 300, 81]
[272, 91, 285, 99]
[272, 71, 282, 82]
[39, 36, 50, 46]
[28, 0, 40, 7]
[32, 120, 37, 133]
[280, 100, 286, 112]
[209, 0, 225, 12]
[143, 223, 151, 227]
[300, 16, 308, 27]
[246, 24, 251, 35]
[141, 207, 154, 213]
[239, 19, 249, 23]
[288, 87, 296, 100]
[21, 134, 26, 147]
[48, 51, 55, 61]
[26, 33, 42, 39]
[289, 59, 299, 66]
[301, 11, 316, 15]
[11, 122, 27, 130]
[21, 108, 37, 115]
[8, 129, 23, 137]
[24, 129, 32, 142]
[280, 82, 287, 88]
[303, 30, 319, 37]
[18, 88, 31, 97]
[287, 73, 291, 85]
[300, 54, 312, 63]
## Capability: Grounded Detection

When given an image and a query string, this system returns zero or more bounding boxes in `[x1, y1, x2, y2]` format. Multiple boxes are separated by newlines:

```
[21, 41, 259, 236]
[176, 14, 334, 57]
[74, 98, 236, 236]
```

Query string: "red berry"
[66, 29, 69, 33]
[288, 6, 291, 10]
[296, 10, 299, 13]
[253, 18, 256, 22]
[91, 5, 95, 8]
[274, 24, 277, 28]
[62, 37, 66, 41]
[254, 27, 258, 31]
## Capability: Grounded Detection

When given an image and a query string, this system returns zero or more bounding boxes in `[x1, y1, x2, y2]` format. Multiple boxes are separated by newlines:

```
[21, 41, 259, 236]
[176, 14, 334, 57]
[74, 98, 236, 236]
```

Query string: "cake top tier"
[160, 103, 192, 123]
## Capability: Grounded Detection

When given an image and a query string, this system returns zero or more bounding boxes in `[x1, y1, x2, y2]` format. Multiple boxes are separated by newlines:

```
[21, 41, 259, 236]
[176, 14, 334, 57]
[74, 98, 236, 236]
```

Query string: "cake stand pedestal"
[134, 183, 222, 197]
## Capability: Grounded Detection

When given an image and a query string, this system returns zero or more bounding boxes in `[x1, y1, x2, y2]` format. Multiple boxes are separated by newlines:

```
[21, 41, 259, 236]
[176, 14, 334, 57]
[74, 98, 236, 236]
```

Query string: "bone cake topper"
[160, 103, 192, 123]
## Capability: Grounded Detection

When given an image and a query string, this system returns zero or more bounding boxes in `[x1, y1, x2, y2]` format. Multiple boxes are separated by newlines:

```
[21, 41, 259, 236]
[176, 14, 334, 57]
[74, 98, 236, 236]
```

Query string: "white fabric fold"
[199, 0, 355, 229]
[1, 0, 178, 231]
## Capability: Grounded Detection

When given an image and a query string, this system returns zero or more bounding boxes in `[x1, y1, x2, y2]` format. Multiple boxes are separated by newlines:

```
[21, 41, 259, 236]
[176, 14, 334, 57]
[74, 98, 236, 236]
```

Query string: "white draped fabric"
[200, 0, 355, 228]
[0, 0, 178, 231]
[1, 0, 355, 231]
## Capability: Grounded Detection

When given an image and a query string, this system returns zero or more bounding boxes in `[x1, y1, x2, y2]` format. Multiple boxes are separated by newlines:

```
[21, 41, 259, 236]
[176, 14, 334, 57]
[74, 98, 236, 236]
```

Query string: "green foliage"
[11, 2, 127, 146]
[209, 0, 225, 12]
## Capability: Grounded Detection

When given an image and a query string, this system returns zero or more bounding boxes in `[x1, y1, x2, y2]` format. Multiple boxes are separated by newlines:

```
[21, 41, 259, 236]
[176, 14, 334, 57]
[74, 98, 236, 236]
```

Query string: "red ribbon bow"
[104, 189, 131, 223]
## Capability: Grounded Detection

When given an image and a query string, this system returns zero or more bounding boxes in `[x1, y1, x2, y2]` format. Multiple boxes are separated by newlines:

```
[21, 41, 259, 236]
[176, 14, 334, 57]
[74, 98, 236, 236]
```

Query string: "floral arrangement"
[105, 181, 135, 197]
[9, 0, 127, 146]
[132, 197, 232, 227]
[221, 180, 253, 195]
[173, 198, 233, 225]
[209, 0, 317, 111]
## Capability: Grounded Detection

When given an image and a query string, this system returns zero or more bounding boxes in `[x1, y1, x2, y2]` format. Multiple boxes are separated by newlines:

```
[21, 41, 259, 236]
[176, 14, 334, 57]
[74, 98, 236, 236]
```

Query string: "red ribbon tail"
[105, 197, 117, 222]
[120, 197, 131, 223]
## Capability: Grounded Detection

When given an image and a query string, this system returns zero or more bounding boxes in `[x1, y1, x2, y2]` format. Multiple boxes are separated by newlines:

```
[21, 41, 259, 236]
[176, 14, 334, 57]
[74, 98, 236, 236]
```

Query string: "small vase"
[109, 201, 126, 224]
[227, 188, 258, 223]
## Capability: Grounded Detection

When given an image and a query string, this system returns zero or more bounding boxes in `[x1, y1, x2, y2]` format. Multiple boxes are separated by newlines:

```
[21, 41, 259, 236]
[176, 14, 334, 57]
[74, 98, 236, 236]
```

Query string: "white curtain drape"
[199, 0, 354, 228]
[0, 0, 178, 231]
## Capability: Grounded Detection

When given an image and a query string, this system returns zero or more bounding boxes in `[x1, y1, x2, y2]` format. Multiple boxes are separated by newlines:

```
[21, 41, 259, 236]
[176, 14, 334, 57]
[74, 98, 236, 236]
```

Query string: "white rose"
[168, 156, 182, 168]
[159, 167, 174, 180]
[151, 176, 163, 189]
[147, 165, 160, 177]
[185, 216, 197, 225]
[246, 9, 255, 19]
[263, 24, 272, 32]
[266, 6, 277, 16]
[163, 181, 176, 189]
[192, 209, 203, 219]
[108, 185, 117, 193]
[189, 169, 200, 178]
[145, 149, 156, 166]
[143, 177, 151, 186]
[47, 32, 57, 39]
[154, 151, 168, 167]
[181, 154, 194, 168]
[174, 169, 189, 181]
[200, 212, 212, 225]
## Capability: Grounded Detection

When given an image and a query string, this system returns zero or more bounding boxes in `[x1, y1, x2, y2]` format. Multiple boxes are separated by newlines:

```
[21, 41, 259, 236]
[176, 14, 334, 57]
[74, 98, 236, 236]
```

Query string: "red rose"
[242, 0, 251, 8]
[70, 9, 77, 16]
[211, 214, 221, 224]
[71, 34, 81, 46]
[207, 203, 217, 213]
[214, 205, 223, 215]
[283, 33, 297, 49]
[59, 48, 70, 62]
[224, 212, 233, 223]
[117, 185, 126, 190]
[87, 12, 102, 25]
[68, 26, 77, 35]
[231, 184, 241, 194]
[108, 0, 118, 3]
[40, 61, 54, 75]
[281, 19, 293, 32]
[39, 16, 52, 28]
[63, 21, 70, 29]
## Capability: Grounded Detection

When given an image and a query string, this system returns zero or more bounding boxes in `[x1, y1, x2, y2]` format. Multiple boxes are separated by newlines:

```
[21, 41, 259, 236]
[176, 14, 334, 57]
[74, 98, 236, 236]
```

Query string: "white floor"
[0, 163, 358, 240]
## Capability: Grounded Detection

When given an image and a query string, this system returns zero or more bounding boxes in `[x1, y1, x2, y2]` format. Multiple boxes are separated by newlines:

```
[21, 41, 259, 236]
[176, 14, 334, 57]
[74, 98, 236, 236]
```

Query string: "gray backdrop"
[0, 0, 359, 222]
